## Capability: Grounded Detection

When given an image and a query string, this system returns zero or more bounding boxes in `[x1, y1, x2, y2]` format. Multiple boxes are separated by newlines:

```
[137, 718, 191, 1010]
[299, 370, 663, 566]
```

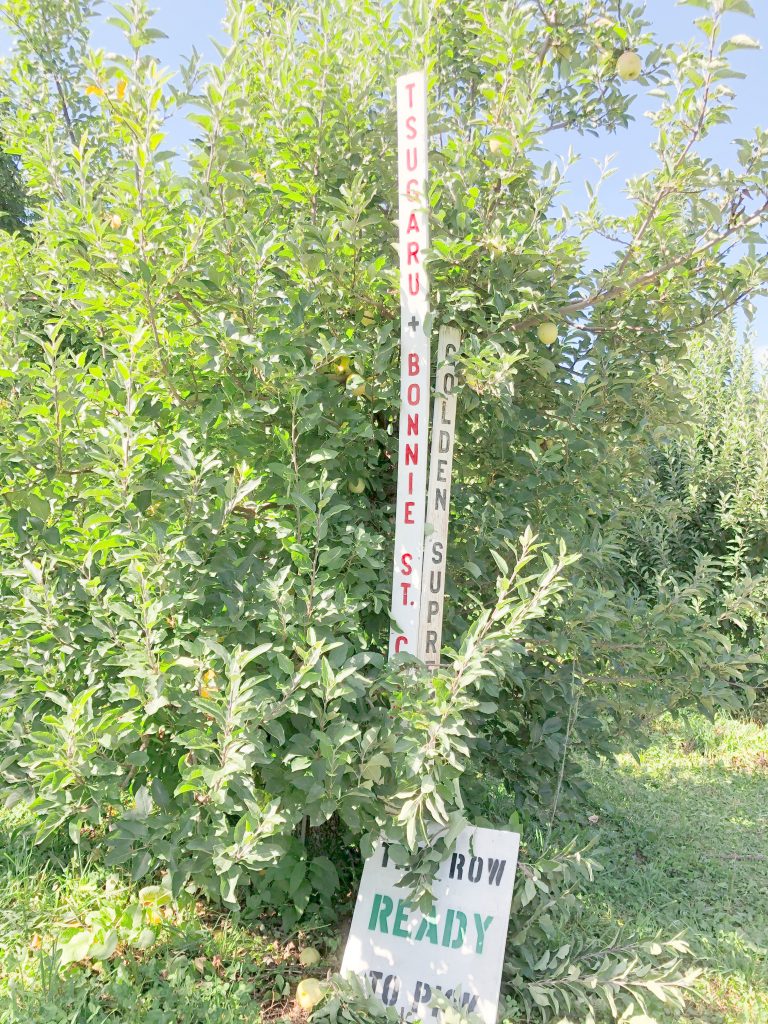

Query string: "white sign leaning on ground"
[388, 69, 431, 661]
[341, 826, 520, 1024]
[418, 326, 460, 669]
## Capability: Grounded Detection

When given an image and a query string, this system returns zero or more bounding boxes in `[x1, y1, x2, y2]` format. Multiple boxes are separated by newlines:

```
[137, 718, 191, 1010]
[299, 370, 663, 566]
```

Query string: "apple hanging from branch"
[616, 51, 642, 81]
[537, 322, 558, 345]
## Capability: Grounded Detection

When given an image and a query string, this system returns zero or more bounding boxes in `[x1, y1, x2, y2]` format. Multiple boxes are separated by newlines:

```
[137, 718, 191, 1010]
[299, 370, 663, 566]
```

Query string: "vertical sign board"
[418, 326, 460, 669]
[341, 827, 520, 1024]
[389, 70, 431, 660]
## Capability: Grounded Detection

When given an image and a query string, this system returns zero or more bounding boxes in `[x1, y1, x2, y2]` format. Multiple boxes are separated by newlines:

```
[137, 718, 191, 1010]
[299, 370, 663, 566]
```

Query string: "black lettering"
[411, 981, 432, 1012]
[382, 974, 400, 1007]
[449, 852, 464, 879]
[488, 857, 506, 886]
[431, 985, 443, 1018]
[430, 569, 442, 594]
[436, 458, 448, 483]
[439, 429, 450, 454]
[426, 630, 437, 654]
[435, 488, 447, 512]
[369, 970, 383, 994]
[432, 541, 443, 564]
[428, 599, 439, 621]
[443, 370, 455, 394]
[468, 856, 483, 882]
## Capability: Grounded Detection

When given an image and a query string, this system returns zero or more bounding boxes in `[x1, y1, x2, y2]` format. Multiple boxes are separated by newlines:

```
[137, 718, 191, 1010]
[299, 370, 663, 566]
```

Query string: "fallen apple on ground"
[296, 978, 325, 1012]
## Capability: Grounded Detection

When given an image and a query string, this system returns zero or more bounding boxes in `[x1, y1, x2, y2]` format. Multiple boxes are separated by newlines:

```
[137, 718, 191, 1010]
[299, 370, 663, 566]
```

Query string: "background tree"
[0, 141, 27, 234]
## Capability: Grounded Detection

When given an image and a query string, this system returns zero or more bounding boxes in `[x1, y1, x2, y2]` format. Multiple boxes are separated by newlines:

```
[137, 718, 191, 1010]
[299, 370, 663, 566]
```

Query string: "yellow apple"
[109, 214, 122, 230]
[348, 478, 365, 494]
[296, 978, 325, 1012]
[361, 309, 376, 326]
[537, 322, 558, 345]
[616, 51, 642, 81]
[348, 375, 368, 397]
[333, 356, 351, 378]
[299, 946, 321, 967]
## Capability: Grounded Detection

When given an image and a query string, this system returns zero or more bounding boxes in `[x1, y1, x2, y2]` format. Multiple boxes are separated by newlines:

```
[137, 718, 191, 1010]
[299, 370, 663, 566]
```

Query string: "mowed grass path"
[0, 712, 765, 1022]
[561, 713, 768, 1024]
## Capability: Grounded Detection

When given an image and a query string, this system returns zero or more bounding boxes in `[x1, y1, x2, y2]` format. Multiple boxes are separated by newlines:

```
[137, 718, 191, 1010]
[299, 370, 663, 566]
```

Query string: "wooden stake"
[418, 326, 460, 668]
[388, 70, 431, 661]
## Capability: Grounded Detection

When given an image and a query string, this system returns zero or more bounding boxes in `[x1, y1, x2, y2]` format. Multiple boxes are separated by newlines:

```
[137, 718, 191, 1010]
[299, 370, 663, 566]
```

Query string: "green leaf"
[59, 931, 94, 966]
[134, 927, 157, 950]
[722, 34, 760, 51]
[90, 929, 119, 961]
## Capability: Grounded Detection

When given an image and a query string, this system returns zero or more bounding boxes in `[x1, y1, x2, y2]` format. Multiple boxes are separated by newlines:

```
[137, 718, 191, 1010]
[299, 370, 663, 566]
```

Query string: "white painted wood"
[418, 326, 460, 668]
[389, 70, 431, 661]
[341, 826, 520, 1024]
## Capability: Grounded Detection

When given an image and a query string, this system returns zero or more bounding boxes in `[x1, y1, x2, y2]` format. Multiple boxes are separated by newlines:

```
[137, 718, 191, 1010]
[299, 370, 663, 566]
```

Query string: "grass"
[554, 711, 768, 1024]
[0, 808, 333, 1024]
[0, 711, 765, 1023]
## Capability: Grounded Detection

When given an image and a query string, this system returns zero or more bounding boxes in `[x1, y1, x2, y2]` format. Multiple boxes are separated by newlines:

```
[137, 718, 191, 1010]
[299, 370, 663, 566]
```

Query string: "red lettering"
[407, 382, 420, 405]
[408, 470, 414, 495]
[400, 581, 411, 605]
[401, 552, 413, 576]
[408, 272, 420, 295]
[407, 413, 418, 435]
[407, 212, 419, 233]
[405, 82, 415, 108]
[404, 501, 415, 524]
[407, 241, 419, 265]
[406, 147, 418, 172]
[405, 178, 419, 198]
[408, 352, 419, 376]
[395, 635, 407, 653]
[406, 115, 417, 139]
[405, 443, 418, 466]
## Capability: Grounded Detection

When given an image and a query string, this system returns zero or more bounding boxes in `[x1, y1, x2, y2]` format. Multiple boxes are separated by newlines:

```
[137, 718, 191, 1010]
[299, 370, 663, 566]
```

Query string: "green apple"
[616, 51, 642, 81]
[348, 477, 365, 494]
[333, 356, 351, 377]
[537, 321, 558, 345]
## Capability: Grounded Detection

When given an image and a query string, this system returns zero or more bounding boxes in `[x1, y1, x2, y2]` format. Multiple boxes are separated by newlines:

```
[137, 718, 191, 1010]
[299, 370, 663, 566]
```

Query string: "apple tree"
[0, 0, 766, 1015]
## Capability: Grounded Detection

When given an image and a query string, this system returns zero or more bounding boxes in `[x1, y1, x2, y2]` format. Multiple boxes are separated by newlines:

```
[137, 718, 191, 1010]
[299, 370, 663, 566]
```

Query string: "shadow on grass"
[554, 750, 768, 1023]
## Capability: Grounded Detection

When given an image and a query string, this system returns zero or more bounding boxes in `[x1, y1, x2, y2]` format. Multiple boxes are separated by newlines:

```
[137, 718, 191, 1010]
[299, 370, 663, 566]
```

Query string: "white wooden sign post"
[418, 326, 460, 668]
[340, 827, 520, 1024]
[342, 71, 516, 1024]
[388, 70, 431, 660]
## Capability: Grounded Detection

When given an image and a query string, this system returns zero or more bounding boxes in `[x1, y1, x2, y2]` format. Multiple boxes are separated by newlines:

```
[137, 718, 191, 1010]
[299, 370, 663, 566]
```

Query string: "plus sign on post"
[388, 71, 431, 661]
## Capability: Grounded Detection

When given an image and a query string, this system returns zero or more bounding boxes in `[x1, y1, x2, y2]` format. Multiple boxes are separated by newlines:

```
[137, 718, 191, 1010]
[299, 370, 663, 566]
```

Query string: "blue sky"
[1, 1, 766, 357]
